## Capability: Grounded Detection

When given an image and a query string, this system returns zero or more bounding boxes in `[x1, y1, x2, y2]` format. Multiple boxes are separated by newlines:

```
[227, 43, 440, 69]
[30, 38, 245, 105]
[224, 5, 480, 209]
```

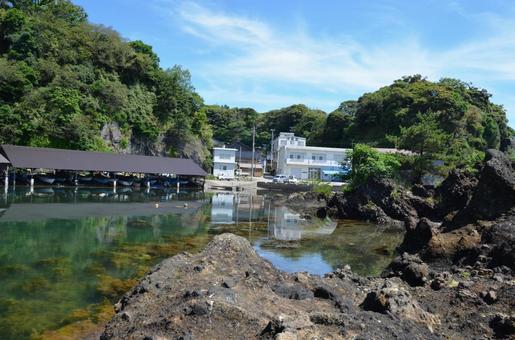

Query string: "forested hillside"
[0, 1, 512, 171]
[0, 0, 213, 167]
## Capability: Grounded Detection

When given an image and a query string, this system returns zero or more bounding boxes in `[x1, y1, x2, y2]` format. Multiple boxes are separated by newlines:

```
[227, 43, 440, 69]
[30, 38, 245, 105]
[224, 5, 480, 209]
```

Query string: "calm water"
[0, 187, 403, 339]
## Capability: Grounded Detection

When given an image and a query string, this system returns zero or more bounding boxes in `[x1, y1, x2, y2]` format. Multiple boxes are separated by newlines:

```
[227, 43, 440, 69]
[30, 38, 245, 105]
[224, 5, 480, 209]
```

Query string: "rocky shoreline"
[101, 150, 514, 339]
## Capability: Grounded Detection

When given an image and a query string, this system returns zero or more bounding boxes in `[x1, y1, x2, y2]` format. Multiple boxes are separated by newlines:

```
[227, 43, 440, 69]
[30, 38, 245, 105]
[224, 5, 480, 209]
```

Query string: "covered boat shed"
[0, 144, 207, 187]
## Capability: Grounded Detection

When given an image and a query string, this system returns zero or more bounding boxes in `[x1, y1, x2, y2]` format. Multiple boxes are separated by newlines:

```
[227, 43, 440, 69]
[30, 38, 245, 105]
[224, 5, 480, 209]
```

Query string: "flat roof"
[0, 145, 207, 176]
[283, 145, 350, 152]
[213, 147, 238, 151]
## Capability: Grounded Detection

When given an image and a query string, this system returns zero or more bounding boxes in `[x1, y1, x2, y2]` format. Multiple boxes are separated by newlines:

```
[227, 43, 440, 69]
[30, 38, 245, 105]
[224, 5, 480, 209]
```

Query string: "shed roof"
[0, 145, 207, 176]
[0, 153, 9, 164]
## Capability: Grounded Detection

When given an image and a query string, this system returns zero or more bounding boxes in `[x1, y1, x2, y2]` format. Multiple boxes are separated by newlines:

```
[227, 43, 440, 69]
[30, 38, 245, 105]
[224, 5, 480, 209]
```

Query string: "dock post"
[176, 175, 180, 193]
[30, 174, 34, 194]
[12, 168, 15, 190]
[74, 172, 78, 186]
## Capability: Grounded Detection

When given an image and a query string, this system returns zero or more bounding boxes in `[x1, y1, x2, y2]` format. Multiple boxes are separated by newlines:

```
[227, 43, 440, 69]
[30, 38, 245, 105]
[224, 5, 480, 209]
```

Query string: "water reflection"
[210, 192, 337, 242]
[0, 188, 403, 340]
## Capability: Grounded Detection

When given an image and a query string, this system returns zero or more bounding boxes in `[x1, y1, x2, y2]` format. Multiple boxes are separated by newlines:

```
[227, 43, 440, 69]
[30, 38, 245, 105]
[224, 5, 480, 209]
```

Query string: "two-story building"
[212, 147, 237, 179]
[271, 133, 306, 171]
[276, 144, 350, 180]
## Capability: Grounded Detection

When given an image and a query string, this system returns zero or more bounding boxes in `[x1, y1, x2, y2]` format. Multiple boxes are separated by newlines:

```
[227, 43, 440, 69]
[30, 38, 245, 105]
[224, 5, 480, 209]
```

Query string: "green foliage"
[0, 0, 212, 160]
[315, 75, 509, 172]
[349, 144, 401, 186]
[310, 179, 332, 197]
[387, 111, 448, 162]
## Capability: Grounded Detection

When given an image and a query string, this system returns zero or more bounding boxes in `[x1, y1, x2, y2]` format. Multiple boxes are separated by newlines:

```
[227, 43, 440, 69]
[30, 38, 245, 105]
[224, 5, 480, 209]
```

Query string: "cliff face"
[100, 123, 211, 169]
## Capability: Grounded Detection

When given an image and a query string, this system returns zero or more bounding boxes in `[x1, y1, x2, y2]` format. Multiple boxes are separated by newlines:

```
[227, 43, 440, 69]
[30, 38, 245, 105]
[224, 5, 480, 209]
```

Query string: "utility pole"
[251, 125, 256, 180]
[270, 129, 275, 173]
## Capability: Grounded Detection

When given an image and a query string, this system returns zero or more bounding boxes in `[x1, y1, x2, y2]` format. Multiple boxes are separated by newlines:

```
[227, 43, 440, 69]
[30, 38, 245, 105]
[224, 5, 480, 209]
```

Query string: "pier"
[0, 144, 207, 190]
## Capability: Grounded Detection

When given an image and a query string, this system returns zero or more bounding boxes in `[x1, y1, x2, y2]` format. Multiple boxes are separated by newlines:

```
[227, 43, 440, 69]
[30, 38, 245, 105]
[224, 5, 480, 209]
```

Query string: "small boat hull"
[35, 175, 55, 185]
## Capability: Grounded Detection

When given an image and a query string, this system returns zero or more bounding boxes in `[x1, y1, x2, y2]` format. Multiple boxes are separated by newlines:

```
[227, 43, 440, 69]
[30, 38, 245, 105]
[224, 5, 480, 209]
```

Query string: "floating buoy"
[183, 203, 188, 208]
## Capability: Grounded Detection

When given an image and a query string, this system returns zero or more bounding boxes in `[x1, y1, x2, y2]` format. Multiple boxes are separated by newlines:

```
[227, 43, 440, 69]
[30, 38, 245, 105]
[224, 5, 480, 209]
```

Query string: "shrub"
[311, 180, 332, 197]
[349, 144, 401, 186]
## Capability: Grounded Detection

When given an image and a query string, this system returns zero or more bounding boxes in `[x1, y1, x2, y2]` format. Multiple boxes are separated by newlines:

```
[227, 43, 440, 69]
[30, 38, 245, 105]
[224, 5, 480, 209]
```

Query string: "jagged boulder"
[361, 280, 440, 332]
[445, 150, 515, 230]
[482, 210, 515, 270]
[325, 177, 422, 227]
[381, 253, 430, 286]
[400, 218, 441, 253]
[436, 169, 478, 218]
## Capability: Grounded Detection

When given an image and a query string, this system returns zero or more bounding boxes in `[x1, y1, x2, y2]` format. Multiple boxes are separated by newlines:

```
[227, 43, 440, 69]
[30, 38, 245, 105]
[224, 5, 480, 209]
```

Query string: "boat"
[35, 175, 55, 185]
[117, 176, 135, 187]
[78, 175, 93, 184]
[118, 179, 133, 186]
[92, 175, 116, 186]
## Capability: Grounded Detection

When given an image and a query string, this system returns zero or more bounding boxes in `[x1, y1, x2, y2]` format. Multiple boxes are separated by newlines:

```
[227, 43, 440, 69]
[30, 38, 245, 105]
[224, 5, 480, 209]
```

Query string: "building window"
[289, 154, 294, 159]
[297, 155, 301, 159]
[219, 153, 231, 160]
[281, 141, 286, 146]
[319, 156, 323, 160]
[312, 155, 316, 160]
[222, 165, 227, 170]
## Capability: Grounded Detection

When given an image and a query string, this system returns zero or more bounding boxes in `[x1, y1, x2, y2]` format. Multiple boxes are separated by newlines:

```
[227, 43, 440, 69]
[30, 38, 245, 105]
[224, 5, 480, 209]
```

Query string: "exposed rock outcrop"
[101, 234, 441, 339]
[443, 149, 515, 230]
[323, 177, 424, 228]
[101, 234, 515, 339]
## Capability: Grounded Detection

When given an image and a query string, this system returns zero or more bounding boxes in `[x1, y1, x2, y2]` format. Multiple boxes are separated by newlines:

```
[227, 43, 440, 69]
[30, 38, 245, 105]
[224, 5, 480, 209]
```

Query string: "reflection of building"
[270, 206, 303, 241]
[268, 206, 338, 241]
[210, 193, 235, 224]
[213, 147, 237, 179]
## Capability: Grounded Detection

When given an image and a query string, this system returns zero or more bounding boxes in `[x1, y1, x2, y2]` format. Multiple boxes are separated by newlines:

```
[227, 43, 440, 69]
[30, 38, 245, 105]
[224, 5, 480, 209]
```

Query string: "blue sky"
[74, 0, 515, 127]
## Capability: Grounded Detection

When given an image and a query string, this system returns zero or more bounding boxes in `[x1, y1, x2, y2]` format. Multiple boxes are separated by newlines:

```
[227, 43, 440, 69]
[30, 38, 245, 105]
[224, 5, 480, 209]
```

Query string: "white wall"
[213, 149, 236, 163]
[213, 163, 235, 178]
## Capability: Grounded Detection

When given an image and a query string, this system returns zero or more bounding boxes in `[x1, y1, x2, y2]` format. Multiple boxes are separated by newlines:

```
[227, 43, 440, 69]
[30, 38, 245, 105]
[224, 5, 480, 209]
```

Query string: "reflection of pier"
[0, 201, 205, 222]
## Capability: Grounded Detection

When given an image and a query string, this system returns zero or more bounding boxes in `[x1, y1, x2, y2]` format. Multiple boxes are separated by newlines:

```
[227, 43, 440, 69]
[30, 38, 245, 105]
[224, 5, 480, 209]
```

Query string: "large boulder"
[325, 177, 422, 228]
[361, 280, 440, 332]
[435, 169, 478, 218]
[400, 218, 440, 253]
[445, 150, 515, 230]
[101, 234, 439, 339]
[482, 210, 515, 270]
[381, 253, 430, 286]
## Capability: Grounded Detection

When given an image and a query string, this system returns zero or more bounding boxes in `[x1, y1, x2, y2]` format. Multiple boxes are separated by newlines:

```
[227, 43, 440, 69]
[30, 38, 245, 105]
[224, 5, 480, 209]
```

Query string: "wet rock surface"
[102, 234, 514, 339]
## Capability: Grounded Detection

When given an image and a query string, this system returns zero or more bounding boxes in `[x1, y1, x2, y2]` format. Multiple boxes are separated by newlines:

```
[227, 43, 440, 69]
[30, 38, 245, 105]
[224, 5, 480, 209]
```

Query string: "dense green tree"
[0, 0, 213, 165]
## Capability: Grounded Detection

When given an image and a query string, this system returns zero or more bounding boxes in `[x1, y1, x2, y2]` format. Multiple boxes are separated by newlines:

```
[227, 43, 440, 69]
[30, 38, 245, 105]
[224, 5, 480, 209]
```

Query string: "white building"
[273, 132, 350, 181]
[212, 147, 237, 179]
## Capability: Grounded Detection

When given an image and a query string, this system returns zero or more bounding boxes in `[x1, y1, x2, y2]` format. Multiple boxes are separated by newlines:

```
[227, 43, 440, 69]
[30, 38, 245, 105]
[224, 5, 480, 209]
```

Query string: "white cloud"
[157, 1, 515, 124]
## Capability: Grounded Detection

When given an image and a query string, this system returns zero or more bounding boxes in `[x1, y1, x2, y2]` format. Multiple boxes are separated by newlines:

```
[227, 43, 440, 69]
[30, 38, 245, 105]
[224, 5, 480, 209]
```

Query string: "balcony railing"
[285, 158, 341, 166]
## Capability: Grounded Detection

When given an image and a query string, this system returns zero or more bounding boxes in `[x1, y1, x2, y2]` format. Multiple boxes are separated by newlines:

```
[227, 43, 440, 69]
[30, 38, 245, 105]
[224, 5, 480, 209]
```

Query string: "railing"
[285, 159, 341, 166]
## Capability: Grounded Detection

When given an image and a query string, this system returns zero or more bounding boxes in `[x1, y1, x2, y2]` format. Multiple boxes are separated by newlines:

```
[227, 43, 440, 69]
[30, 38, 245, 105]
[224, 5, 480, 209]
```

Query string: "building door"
[308, 168, 321, 180]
